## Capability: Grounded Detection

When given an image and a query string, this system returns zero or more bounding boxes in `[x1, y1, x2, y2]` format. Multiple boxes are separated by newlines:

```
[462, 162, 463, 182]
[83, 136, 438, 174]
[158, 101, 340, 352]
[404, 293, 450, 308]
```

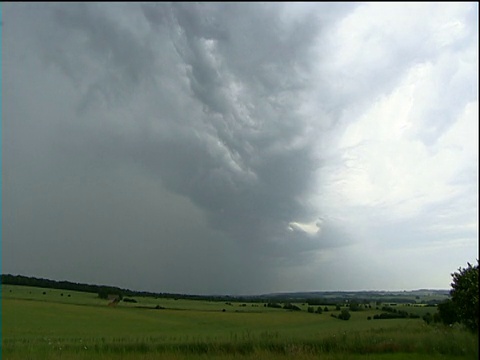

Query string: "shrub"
[123, 298, 137, 303]
[423, 313, 433, 325]
[436, 299, 458, 325]
[338, 309, 351, 320]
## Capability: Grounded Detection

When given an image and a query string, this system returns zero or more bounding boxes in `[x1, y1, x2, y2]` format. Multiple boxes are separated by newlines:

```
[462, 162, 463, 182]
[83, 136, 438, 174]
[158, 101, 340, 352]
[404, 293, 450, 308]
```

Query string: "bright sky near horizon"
[2, 2, 478, 295]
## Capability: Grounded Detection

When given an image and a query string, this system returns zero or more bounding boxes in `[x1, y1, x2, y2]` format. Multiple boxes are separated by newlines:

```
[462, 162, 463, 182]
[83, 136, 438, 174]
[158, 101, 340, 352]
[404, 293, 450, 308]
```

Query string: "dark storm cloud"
[133, 3, 331, 250]
[3, 3, 349, 294]
[3, 3, 477, 294]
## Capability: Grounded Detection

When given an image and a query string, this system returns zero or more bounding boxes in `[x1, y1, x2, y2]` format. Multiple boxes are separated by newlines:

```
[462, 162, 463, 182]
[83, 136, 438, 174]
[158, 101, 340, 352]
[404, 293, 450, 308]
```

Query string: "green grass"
[2, 285, 478, 359]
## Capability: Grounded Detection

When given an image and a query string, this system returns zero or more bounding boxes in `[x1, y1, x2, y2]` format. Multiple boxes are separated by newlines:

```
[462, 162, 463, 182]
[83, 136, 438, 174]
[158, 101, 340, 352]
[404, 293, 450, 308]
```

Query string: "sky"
[2, 2, 478, 295]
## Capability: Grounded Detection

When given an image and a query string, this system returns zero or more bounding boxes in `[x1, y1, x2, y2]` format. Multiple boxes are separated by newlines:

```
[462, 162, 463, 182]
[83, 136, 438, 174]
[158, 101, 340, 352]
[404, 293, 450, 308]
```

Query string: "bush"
[315, 307, 323, 314]
[373, 313, 405, 320]
[307, 307, 314, 313]
[123, 298, 137, 303]
[436, 299, 457, 325]
[382, 306, 397, 313]
[338, 309, 351, 320]
[423, 313, 433, 325]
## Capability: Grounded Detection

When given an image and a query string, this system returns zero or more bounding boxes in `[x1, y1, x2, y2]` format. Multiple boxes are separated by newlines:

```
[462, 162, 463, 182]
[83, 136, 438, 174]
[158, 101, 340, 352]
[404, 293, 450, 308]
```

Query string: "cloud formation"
[3, 3, 478, 294]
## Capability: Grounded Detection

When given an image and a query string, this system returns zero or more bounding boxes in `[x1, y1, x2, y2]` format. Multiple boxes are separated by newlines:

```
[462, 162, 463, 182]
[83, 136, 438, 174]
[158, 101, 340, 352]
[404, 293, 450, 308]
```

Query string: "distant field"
[2, 284, 477, 359]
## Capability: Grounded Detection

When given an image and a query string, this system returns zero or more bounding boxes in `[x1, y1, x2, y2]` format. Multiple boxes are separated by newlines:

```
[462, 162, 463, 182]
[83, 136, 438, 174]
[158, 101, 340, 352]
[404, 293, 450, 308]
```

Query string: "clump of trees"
[348, 302, 360, 311]
[283, 303, 301, 311]
[98, 289, 123, 300]
[266, 302, 282, 309]
[265, 302, 301, 311]
[307, 306, 324, 314]
[435, 261, 478, 332]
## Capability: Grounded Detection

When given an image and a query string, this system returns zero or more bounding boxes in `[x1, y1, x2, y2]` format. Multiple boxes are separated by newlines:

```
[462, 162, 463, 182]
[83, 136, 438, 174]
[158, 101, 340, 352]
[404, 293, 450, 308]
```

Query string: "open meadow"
[2, 284, 478, 359]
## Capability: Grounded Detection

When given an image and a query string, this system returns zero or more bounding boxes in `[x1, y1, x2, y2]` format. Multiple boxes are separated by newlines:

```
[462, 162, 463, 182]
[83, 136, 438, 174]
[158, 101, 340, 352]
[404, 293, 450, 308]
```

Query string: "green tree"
[450, 261, 479, 332]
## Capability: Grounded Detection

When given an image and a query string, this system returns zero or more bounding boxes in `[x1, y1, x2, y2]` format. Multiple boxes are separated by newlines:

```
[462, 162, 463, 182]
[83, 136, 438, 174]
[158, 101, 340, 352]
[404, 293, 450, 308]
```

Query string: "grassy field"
[2, 285, 478, 359]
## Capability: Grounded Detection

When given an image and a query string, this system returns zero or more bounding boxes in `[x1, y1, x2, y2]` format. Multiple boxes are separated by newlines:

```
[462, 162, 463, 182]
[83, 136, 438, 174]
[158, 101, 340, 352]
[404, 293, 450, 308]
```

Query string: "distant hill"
[256, 289, 450, 305]
[1, 274, 209, 300]
[1, 274, 449, 304]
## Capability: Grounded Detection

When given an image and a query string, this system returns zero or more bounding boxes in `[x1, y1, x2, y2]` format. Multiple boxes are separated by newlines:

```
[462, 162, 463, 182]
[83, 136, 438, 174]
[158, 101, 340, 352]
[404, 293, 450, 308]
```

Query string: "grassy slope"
[2, 285, 477, 359]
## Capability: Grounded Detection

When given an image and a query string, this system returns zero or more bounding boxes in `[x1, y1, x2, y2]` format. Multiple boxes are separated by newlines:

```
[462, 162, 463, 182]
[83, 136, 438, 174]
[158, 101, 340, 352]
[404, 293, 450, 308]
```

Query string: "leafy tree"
[450, 261, 479, 332]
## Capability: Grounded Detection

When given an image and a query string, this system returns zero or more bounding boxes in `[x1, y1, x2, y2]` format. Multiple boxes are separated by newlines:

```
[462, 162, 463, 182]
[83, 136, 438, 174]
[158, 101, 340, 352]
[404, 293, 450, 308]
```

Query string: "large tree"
[450, 261, 479, 332]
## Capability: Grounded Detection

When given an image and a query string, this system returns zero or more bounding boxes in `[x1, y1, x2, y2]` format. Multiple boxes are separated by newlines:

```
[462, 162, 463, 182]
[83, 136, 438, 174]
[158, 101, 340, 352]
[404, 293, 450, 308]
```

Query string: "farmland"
[2, 284, 478, 359]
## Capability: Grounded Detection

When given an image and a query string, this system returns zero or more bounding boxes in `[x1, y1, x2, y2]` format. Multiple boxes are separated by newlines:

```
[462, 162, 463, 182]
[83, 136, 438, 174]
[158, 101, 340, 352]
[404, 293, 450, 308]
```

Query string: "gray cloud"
[3, 3, 477, 294]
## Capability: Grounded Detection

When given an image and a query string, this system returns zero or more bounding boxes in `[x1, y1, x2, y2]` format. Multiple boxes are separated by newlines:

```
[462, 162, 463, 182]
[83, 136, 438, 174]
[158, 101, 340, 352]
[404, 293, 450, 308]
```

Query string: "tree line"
[2, 274, 259, 302]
